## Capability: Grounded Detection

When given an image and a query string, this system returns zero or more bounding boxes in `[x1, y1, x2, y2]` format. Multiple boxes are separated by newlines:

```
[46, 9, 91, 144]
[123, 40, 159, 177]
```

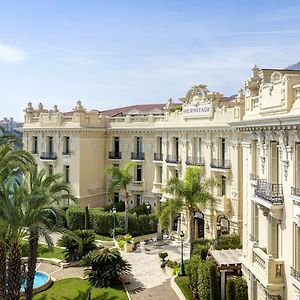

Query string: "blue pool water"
[20, 272, 49, 291]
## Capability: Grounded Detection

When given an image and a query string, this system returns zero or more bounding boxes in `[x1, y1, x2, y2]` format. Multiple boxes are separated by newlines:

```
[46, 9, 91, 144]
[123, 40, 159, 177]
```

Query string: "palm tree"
[105, 162, 136, 233]
[22, 167, 75, 300]
[160, 167, 217, 256]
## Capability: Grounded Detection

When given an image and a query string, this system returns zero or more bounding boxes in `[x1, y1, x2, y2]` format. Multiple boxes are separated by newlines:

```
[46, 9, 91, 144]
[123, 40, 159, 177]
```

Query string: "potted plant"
[159, 252, 168, 268]
[117, 234, 134, 252]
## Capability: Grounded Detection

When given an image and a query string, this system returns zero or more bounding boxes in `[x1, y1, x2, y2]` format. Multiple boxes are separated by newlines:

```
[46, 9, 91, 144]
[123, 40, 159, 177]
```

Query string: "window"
[294, 223, 300, 271]
[32, 136, 38, 154]
[63, 136, 70, 155]
[48, 165, 54, 175]
[113, 137, 120, 154]
[64, 165, 70, 183]
[136, 137, 143, 153]
[220, 138, 226, 163]
[158, 137, 162, 154]
[198, 138, 202, 157]
[136, 194, 141, 206]
[251, 140, 257, 176]
[136, 165, 142, 181]
[270, 141, 279, 184]
[114, 192, 120, 203]
[48, 136, 53, 154]
[174, 137, 179, 159]
[221, 175, 226, 196]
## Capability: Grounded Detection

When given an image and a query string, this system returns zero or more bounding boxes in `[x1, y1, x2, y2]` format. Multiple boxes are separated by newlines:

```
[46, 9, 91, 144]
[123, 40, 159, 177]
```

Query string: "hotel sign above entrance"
[182, 103, 213, 119]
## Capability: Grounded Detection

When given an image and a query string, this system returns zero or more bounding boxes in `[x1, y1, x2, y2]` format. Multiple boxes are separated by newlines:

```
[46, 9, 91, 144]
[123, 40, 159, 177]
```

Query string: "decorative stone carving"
[181, 84, 210, 105]
[283, 160, 289, 181]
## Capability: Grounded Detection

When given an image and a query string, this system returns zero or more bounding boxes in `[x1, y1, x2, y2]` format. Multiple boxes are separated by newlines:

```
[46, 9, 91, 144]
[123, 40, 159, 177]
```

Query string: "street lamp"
[179, 231, 186, 276]
[145, 202, 151, 215]
[112, 207, 117, 240]
[216, 221, 221, 244]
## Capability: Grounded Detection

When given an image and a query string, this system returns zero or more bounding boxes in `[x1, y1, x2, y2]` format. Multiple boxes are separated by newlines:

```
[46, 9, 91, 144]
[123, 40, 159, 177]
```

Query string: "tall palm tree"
[105, 162, 136, 233]
[22, 167, 75, 300]
[160, 167, 217, 256]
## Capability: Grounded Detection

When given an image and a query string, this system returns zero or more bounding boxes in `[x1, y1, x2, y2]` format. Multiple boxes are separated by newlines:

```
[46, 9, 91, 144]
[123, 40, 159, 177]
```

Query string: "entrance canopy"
[209, 249, 242, 271]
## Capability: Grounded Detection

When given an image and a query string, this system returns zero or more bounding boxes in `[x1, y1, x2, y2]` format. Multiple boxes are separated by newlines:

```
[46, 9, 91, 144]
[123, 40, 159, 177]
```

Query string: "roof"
[209, 249, 242, 270]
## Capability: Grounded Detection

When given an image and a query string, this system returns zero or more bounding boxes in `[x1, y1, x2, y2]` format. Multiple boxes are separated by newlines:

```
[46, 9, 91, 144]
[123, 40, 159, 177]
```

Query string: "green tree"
[160, 167, 217, 256]
[105, 162, 136, 233]
[209, 263, 220, 300]
[21, 167, 75, 300]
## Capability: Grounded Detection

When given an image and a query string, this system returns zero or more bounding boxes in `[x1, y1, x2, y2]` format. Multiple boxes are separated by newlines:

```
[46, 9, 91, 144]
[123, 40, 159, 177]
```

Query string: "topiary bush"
[197, 260, 213, 300]
[209, 263, 220, 300]
[215, 234, 242, 250]
[185, 255, 202, 299]
[233, 277, 248, 300]
[226, 278, 236, 300]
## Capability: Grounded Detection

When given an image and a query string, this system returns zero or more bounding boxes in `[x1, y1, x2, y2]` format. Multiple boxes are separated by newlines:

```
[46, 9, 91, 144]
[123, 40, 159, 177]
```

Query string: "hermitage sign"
[182, 103, 212, 118]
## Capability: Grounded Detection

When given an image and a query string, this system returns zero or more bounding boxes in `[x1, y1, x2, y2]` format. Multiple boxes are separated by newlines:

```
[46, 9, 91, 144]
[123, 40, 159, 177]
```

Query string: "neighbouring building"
[0, 117, 23, 131]
[232, 66, 300, 299]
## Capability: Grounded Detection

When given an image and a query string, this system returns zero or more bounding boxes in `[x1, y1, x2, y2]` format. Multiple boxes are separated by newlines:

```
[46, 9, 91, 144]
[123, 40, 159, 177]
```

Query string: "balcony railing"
[154, 153, 163, 161]
[291, 267, 300, 283]
[210, 159, 231, 169]
[186, 156, 205, 166]
[130, 180, 144, 191]
[291, 186, 300, 197]
[40, 152, 57, 160]
[131, 152, 145, 160]
[109, 151, 122, 159]
[254, 179, 284, 203]
[166, 155, 180, 164]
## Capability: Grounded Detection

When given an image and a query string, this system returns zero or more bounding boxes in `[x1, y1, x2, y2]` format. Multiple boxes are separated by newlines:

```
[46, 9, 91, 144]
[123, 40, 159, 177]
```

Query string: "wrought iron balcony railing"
[166, 155, 180, 164]
[186, 156, 205, 166]
[210, 158, 231, 169]
[291, 186, 300, 197]
[109, 151, 122, 159]
[40, 152, 57, 160]
[254, 179, 284, 203]
[131, 152, 145, 160]
[291, 267, 300, 283]
[153, 153, 163, 161]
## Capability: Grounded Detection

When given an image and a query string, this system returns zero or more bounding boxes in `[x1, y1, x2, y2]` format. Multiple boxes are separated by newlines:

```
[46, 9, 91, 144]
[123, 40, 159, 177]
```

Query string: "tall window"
[158, 137, 162, 154]
[270, 141, 279, 184]
[114, 137, 120, 153]
[136, 137, 143, 153]
[114, 192, 120, 203]
[221, 175, 226, 196]
[32, 136, 38, 154]
[63, 136, 70, 155]
[48, 136, 53, 154]
[221, 138, 226, 164]
[198, 138, 202, 157]
[294, 223, 300, 271]
[64, 165, 70, 183]
[136, 165, 142, 181]
[136, 194, 141, 206]
[251, 140, 258, 176]
[174, 137, 179, 159]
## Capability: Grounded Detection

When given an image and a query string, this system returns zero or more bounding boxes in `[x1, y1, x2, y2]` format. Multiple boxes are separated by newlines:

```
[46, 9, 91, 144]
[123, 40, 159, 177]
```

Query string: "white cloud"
[0, 43, 26, 63]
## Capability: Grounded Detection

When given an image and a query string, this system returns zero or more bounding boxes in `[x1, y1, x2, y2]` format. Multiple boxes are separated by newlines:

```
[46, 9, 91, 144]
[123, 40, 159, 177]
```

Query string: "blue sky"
[1, 0, 300, 120]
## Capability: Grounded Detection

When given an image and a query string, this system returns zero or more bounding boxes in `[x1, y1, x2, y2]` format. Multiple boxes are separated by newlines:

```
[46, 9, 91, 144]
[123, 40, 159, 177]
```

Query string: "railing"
[40, 152, 57, 160]
[249, 173, 259, 181]
[166, 155, 180, 164]
[291, 186, 300, 197]
[109, 151, 122, 159]
[153, 153, 163, 161]
[249, 234, 258, 243]
[291, 267, 300, 283]
[254, 179, 284, 203]
[131, 152, 145, 160]
[130, 181, 144, 190]
[210, 158, 231, 169]
[186, 156, 205, 166]
[252, 247, 284, 284]
[62, 151, 70, 155]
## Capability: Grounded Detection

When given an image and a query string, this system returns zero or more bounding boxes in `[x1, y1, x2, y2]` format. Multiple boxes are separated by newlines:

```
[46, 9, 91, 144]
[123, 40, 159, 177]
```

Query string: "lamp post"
[216, 221, 221, 245]
[145, 202, 151, 215]
[112, 207, 117, 240]
[179, 231, 186, 276]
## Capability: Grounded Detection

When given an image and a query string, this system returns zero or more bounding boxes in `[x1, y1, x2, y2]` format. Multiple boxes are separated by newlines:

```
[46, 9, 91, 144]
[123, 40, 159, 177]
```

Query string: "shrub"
[209, 263, 220, 300]
[91, 211, 114, 235]
[117, 234, 133, 249]
[215, 234, 242, 250]
[85, 206, 90, 230]
[129, 204, 149, 215]
[57, 230, 97, 262]
[81, 247, 131, 287]
[159, 252, 168, 262]
[197, 260, 215, 300]
[103, 201, 125, 212]
[192, 245, 210, 260]
[66, 206, 86, 230]
[185, 255, 202, 299]
[233, 277, 248, 300]
[193, 238, 212, 247]
[226, 278, 236, 300]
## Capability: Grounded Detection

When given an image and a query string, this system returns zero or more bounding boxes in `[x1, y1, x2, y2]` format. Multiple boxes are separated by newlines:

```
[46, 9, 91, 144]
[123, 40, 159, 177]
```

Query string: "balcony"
[166, 155, 180, 164]
[210, 159, 231, 170]
[291, 186, 300, 197]
[131, 152, 145, 160]
[130, 180, 145, 191]
[152, 182, 163, 194]
[186, 156, 205, 166]
[109, 151, 122, 159]
[153, 153, 163, 161]
[40, 152, 57, 160]
[254, 179, 283, 204]
[252, 247, 284, 286]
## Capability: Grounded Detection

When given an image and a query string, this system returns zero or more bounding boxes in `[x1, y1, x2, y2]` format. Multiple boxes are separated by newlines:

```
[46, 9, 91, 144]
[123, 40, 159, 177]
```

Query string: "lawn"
[94, 234, 113, 241]
[32, 278, 128, 300]
[21, 241, 65, 260]
[175, 276, 193, 300]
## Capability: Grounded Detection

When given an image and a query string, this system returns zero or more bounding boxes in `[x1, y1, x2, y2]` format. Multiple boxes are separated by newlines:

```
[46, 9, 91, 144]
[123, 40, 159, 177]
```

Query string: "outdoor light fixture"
[145, 202, 151, 214]
[216, 221, 221, 244]
[179, 231, 185, 276]
[112, 207, 117, 240]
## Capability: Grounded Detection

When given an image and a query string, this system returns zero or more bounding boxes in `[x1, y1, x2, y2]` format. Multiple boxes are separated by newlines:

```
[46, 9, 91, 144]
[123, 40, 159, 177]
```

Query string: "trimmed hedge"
[129, 203, 149, 215]
[226, 278, 236, 300]
[197, 260, 214, 300]
[103, 201, 125, 212]
[215, 234, 242, 250]
[185, 255, 202, 299]
[66, 206, 157, 237]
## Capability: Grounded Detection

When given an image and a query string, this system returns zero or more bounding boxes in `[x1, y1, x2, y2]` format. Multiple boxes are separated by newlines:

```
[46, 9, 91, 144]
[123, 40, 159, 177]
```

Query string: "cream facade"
[22, 84, 244, 241]
[232, 67, 300, 300]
